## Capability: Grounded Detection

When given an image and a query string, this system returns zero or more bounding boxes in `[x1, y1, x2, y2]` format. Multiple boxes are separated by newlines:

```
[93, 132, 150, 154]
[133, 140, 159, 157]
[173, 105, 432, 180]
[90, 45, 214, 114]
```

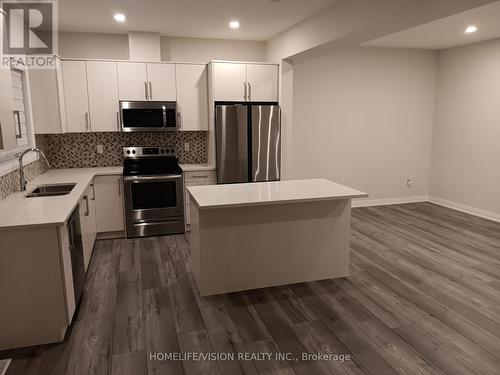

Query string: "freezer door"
[215, 105, 249, 184]
[251, 105, 281, 182]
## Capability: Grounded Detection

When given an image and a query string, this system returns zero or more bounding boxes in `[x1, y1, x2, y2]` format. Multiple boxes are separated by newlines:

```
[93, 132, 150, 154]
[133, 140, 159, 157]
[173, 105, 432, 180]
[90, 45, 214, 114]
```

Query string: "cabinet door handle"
[244, 82, 247, 101]
[90, 182, 95, 201]
[85, 112, 91, 131]
[248, 82, 251, 101]
[83, 196, 89, 216]
[144, 81, 149, 100]
[177, 105, 182, 129]
[116, 111, 120, 131]
[149, 81, 153, 100]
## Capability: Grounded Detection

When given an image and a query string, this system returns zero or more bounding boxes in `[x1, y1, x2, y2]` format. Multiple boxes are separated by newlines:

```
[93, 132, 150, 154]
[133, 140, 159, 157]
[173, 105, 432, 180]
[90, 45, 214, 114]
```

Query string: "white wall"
[161, 37, 265, 62]
[58, 32, 265, 62]
[59, 32, 130, 59]
[286, 47, 437, 203]
[430, 39, 500, 217]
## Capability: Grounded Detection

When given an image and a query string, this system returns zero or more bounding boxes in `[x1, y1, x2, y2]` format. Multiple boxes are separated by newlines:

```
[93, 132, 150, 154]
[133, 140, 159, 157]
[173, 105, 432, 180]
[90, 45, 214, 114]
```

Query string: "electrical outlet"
[406, 178, 413, 188]
[184, 142, 190, 151]
[97, 144, 104, 154]
[440, 180, 448, 189]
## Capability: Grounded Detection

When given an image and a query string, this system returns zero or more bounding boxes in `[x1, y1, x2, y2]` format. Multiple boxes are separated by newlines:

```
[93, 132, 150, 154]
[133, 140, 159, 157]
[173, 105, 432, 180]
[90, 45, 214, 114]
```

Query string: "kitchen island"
[187, 179, 367, 296]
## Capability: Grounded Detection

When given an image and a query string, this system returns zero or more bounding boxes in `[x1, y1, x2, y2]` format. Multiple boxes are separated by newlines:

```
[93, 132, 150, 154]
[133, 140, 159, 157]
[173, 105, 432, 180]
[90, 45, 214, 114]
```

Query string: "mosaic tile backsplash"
[0, 131, 207, 201]
[0, 159, 48, 201]
[35, 131, 208, 168]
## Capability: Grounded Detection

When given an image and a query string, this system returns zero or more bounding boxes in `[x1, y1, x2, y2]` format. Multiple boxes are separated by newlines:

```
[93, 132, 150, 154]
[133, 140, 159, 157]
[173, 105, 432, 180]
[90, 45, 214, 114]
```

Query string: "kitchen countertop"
[0, 167, 122, 230]
[179, 164, 216, 172]
[187, 178, 368, 209]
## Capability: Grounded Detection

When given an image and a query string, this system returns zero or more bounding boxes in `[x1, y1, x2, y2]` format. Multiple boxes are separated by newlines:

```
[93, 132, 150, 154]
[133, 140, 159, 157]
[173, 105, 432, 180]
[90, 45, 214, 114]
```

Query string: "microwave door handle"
[162, 106, 167, 130]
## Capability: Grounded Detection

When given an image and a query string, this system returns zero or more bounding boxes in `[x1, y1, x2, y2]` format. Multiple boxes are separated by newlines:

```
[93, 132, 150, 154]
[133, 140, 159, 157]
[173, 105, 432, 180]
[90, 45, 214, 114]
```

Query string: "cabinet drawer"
[184, 170, 216, 182]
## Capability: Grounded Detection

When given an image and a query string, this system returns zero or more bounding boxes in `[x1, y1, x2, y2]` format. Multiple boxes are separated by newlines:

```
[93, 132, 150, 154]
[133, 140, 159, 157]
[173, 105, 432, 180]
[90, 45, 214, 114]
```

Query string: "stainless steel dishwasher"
[67, 205, 85, 306]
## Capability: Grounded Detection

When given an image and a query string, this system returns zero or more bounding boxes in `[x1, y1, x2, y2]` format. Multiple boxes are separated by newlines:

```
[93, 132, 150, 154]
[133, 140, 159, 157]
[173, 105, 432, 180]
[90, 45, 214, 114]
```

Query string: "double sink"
[26, 183, 76, 198]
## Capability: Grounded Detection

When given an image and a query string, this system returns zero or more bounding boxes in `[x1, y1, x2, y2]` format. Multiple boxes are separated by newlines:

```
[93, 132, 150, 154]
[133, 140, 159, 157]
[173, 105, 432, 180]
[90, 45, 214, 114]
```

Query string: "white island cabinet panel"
[86, 61, 120, 132]
[188, 179, 367, 296]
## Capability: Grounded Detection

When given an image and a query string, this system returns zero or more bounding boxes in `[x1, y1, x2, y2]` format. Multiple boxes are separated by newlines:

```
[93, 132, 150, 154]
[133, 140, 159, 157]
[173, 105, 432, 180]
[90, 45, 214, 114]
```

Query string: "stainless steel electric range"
[122, 146, 184, 238]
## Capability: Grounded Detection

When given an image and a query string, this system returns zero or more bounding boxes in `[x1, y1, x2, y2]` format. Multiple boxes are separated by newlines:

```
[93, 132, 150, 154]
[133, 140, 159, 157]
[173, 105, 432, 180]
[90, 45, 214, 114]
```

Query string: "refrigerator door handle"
[248, 82, 251, 101]
[244, 82, 247, 101]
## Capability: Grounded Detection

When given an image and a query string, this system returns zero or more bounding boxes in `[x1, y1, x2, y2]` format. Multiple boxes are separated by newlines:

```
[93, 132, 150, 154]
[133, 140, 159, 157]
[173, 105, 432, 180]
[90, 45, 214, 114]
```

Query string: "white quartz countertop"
[179, 164, 216, 172]
[187, 178, 368, 209]
[0, 167, 122, 230]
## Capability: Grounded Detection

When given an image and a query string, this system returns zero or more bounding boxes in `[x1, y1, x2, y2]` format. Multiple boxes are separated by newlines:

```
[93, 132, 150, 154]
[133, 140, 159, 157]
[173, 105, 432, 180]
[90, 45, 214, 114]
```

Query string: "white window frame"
[0, 65, 38, 177]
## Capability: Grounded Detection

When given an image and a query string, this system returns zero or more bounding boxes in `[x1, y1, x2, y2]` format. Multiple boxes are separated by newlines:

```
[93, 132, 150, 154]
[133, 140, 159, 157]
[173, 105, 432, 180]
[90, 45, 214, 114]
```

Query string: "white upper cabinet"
[0, 69, 17, 151]
[246, 64, 279, 102]
[62, 60, 90, 133]
[86, 61, 120, 132]
[212, 63, 247, 101]
[146, 63, 176, 101]
[211, 62, 279, 102]
[117, 62, 148, 101]
[30, 57, 67, 134]
[117, 62, 176, 101]
[176, 64, 208, 131]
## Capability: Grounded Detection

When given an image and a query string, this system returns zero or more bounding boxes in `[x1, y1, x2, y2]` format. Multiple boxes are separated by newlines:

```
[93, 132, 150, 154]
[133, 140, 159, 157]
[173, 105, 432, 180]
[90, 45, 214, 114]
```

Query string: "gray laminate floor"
[1, 202, 500, 374]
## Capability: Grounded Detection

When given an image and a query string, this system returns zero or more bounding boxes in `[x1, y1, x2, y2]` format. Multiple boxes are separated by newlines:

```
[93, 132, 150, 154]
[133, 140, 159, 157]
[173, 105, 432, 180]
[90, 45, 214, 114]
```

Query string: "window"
[0, 67, 35, 170]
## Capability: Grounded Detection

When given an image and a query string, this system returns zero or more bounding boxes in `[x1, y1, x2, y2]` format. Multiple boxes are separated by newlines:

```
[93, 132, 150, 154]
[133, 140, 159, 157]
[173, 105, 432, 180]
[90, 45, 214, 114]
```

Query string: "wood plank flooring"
[1, 202, 500, 374]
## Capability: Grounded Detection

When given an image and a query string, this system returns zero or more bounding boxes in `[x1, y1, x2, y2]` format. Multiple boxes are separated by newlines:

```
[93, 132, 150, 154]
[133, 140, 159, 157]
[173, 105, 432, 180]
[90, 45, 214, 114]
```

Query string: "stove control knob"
[126, 150, 130, 154]
[160, 149, 164, 154]
[132, 150, 136, 155]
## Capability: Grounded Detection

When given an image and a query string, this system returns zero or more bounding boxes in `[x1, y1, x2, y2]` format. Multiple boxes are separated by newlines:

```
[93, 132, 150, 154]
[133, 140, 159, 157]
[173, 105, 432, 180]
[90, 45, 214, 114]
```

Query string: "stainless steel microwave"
[119, 101, 177, 132]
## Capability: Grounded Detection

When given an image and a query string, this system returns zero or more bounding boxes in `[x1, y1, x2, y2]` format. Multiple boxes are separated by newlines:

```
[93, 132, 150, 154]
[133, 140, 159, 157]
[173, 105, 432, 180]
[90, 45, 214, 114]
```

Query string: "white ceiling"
[58, 0, 336, 41]
[365, 2, 500, 50]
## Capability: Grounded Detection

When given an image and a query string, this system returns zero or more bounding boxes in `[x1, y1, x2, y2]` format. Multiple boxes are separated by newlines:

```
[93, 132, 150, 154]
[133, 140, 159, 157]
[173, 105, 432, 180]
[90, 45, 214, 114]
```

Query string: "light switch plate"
[184, 142, 190, 151]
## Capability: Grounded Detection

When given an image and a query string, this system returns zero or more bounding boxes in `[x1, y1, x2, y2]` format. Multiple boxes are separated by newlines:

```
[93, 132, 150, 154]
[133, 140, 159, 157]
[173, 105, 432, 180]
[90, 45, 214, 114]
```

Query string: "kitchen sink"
[26, 183, 76, 198]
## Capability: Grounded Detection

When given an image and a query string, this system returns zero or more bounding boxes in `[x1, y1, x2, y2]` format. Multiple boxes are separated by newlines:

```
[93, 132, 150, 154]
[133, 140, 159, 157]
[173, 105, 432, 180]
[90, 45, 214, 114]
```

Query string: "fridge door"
[251, 105, 281, 182]
[215, 105, 249, 184]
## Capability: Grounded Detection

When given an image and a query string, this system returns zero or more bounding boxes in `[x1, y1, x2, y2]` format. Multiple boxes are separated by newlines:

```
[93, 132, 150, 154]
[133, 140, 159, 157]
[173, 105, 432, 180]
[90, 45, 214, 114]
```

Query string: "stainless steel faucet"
[17, 148, 51, 191]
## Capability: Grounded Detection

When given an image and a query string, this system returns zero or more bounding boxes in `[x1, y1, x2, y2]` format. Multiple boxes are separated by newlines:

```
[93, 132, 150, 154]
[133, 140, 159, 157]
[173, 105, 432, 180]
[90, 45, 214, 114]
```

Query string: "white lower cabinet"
[79, 181, 97, 271]
[183, 170, 216, 229]
[94, 175, 125, 233]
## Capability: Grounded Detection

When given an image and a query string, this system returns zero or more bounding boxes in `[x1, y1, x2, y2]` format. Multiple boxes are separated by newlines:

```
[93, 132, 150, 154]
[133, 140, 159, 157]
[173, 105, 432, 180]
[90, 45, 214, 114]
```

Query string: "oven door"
[123, 174, 184, 222]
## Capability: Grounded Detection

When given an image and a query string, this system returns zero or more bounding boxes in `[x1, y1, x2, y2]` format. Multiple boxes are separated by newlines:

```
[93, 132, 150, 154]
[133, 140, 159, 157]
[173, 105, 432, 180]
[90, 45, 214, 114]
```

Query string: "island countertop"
[187, 178, 368, 209]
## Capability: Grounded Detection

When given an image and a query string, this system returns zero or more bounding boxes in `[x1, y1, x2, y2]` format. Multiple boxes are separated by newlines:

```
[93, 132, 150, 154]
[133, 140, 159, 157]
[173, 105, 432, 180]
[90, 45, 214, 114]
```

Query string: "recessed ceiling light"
[229, 20, 240, 29]
[114, 13, 126, 22]
[465, 25, 477, 34]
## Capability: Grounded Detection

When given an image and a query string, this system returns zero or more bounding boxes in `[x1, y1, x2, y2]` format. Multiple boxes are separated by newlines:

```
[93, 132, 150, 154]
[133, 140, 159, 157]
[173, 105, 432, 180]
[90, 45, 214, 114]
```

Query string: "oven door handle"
[123, 174, 182, 182]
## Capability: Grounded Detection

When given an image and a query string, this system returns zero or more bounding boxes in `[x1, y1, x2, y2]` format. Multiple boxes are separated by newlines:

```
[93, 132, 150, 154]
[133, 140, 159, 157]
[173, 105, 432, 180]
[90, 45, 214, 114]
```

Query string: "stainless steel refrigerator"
[215, 103, 280, 184]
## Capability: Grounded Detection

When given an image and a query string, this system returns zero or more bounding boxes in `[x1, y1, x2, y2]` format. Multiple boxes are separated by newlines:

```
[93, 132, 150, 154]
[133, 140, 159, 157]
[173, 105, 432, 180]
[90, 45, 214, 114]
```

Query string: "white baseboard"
[352, 195, 428, 208]
[428, 196, 500, 223]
